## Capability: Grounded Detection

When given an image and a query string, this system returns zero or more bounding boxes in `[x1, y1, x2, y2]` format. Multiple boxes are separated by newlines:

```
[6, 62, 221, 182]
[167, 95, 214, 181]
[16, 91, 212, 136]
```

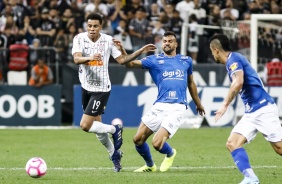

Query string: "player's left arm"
[188, 74, 205, 116]
[113, 39, 156, 65]
[118, 44, 143, 68]
[224, 70, 244, 107]
[215, 70, 244, 122]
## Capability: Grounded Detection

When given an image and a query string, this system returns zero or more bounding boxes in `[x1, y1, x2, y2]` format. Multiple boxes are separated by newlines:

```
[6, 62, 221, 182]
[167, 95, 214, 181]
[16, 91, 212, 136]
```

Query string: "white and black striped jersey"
[72, 32, 121, 92]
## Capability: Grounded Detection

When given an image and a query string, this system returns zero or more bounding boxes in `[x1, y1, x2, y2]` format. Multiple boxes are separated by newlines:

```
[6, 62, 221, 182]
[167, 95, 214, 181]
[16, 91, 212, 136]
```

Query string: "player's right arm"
[73, 52, 101, 65]
[72, 34, 102, 65]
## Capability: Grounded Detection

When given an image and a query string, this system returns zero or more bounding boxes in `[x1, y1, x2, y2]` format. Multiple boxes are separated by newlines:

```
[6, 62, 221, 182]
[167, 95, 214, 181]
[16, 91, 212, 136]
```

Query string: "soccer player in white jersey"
[209, 34, 282, 184]
[72, 13, 156, 172]
[115, 31, 205, 172]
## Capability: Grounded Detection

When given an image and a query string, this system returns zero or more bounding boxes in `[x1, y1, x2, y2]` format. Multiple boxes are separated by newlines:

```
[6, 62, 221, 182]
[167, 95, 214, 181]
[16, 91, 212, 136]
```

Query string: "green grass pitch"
[1, 127, 282, 184]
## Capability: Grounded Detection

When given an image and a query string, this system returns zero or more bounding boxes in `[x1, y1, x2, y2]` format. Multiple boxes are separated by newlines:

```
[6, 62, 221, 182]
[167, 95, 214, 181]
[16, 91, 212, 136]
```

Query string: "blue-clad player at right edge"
[209, 34, 282, 184]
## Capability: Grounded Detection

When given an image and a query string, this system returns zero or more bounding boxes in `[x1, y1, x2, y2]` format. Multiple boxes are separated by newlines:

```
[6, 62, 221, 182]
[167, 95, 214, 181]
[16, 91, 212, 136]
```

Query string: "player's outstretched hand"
[214, 105, 227, 122]
[196, 105, 205, 116]
[141, 44, 157, 54]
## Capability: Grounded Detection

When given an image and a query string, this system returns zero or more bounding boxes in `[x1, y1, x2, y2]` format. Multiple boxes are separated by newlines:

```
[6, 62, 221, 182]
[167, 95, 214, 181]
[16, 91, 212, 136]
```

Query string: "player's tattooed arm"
[113, 39, 128, 56]
[223, 71, 244, 107]
[119, 46, 128, 56]
[116, 44, 156, 65]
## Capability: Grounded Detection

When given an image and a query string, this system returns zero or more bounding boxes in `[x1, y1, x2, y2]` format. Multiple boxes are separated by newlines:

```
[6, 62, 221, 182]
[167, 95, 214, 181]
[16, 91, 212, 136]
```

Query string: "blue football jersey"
[226, 52, 274, 113]
[141, 53, 193, 106]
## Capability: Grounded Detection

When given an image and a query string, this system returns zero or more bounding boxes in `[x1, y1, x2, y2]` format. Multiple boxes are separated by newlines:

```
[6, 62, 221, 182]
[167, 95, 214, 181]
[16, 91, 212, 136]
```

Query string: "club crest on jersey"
[98, 44, 105, 52]
[229, 62, 238, 71]
[158, 60, 164, 64]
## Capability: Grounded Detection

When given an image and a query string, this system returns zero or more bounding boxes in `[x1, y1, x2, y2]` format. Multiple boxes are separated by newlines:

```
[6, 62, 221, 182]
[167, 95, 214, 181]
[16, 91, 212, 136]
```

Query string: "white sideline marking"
[0, 126, 78, 130]
[0, 165, 279, 171]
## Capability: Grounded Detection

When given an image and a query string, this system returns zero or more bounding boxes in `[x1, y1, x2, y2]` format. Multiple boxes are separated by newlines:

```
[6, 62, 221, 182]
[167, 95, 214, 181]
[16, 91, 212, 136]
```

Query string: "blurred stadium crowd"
[0, 0, 282, 82]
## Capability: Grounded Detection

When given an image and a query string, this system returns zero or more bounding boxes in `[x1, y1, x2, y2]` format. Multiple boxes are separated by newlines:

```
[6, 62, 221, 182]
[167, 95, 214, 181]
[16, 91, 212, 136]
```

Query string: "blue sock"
[159, 142, 173, 157]
[135, 143, 154, 167]
[231, 148, 251, 173]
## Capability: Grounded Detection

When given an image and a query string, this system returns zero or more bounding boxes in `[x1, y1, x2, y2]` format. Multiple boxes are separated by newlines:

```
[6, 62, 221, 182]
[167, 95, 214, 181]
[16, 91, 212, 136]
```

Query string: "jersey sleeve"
[227, 60, 243, 77]
[72, 34, 82, 55]
[141, 55, 154, 69]
[111, 41, 122, 59]
[187, 57, 193, 75]
[181, 55, 193, 75]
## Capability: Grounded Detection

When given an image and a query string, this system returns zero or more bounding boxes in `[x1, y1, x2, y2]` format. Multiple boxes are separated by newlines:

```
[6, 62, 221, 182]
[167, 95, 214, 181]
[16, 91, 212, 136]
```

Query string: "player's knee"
[275, 149, 282, 156]
[152, 144, 161, 151]
[226, 140, 237, 151]
[152, 141, 161, 151]
[80, 121, 90, 132]
[133, 136, 142, 145]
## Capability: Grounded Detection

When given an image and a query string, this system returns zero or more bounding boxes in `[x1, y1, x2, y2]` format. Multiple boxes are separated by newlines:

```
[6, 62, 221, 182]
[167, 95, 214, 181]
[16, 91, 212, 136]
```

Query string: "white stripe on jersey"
[72, 32, 121, 92]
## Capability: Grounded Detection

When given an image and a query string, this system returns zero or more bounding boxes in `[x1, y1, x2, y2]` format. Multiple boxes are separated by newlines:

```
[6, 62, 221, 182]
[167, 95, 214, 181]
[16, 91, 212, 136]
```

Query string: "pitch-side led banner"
[0, 85, 61, 126]
[73, 85, 282, 128]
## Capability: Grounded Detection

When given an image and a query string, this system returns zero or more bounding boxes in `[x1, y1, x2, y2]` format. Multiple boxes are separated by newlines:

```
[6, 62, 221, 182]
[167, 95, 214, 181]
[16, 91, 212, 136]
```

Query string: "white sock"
[88, 121, 115, 134]
[96, 133, 115, 156]
[243, 168, 256, 178]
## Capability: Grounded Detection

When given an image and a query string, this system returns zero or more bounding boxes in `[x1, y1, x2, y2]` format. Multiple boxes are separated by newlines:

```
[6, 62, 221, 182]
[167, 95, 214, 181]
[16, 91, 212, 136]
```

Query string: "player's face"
[162, 35, 177, 54]
[210, 45, 221, 63]
[87, 19, 102, 40]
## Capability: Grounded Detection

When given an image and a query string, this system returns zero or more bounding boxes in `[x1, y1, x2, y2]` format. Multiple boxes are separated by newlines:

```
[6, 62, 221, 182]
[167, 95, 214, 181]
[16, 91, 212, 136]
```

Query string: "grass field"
[1, 127, 282, 184]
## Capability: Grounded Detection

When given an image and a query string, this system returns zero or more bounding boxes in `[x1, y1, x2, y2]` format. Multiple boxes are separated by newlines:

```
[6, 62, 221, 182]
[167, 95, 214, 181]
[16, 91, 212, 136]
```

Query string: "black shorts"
[81, 88, 111, 116]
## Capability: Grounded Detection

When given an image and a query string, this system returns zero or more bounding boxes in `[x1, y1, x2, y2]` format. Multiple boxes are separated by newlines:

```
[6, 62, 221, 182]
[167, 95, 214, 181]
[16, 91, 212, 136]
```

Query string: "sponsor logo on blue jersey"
[175, 70, 184, 77]
[168, 91, 178, 99]
[163, 70, 184, 78]
[163, 71, 175, 77]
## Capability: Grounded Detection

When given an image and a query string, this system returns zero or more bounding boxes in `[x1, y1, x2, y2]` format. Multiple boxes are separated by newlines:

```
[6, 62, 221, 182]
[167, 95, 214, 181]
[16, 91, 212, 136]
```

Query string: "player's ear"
[212, 47, 218, 54]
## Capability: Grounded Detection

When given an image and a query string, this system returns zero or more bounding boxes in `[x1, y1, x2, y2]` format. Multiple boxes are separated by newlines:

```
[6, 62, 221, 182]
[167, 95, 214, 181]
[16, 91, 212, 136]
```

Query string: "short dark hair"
[209, 34, 231, 51]
[86, 13, 103, 25]
[163, 31, 177, 40]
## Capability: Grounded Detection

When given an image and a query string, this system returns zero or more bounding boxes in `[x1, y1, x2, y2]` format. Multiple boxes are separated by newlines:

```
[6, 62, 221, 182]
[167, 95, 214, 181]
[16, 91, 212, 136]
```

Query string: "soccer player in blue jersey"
[209, 34, 282, 184]
[115, 31, 205, 172]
